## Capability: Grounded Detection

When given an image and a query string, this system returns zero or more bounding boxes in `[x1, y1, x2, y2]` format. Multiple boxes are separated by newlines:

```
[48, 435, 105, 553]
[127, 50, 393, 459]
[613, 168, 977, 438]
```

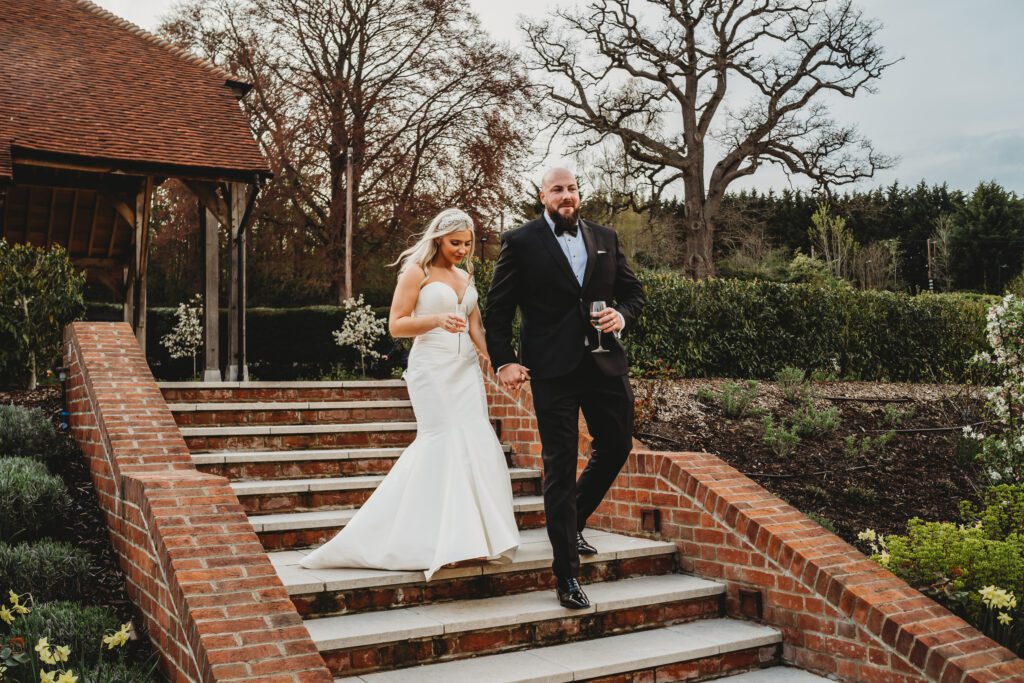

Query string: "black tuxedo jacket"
[485, 216, 646, 379]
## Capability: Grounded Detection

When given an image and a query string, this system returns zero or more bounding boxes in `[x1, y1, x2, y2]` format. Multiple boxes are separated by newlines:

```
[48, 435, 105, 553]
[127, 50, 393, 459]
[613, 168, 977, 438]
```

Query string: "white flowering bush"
[965, 294, 1024, 484]
[160, 294, 203, 379]
[332, 295, 387, 376]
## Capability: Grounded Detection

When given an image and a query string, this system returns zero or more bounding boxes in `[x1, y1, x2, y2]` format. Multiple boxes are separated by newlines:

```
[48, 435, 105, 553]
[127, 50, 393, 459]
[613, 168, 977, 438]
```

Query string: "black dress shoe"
[556, 577, 590, 609]
[576, 531, 598, 556]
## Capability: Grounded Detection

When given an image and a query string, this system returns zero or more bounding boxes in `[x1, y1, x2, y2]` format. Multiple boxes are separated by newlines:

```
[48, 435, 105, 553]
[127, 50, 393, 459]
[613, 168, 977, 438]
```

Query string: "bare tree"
[163, 0, 535, 301]
[852, 239, 899, 290]
[524, 0, 897, 278]
[809, 203, 855, 279]
[930, 214, 955, 292]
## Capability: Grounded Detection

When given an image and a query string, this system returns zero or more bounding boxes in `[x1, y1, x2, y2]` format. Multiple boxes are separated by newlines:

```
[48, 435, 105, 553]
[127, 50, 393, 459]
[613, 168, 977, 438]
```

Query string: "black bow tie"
[554, 222, 578, 238]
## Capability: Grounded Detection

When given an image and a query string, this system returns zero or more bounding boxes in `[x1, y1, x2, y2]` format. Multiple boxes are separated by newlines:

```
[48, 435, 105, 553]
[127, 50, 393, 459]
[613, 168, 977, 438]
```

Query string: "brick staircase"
[161, 380, 828, 683]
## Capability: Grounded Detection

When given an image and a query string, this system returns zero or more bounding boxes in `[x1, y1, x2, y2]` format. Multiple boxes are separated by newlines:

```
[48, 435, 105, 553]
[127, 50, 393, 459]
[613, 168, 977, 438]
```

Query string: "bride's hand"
[434, 313, 467, 333]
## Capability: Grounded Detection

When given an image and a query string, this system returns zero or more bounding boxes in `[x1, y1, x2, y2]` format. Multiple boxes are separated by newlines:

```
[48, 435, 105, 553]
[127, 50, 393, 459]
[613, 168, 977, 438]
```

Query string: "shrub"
[774, 366, 809, 404]
[0, 458, 70, 542]
[0, 405, 66, 465]
[882, 403, 915, 428]
[0, 541, 91, 602]
[718, 380, 759, 419]
[762, 416, 800, 457]
[0, 241, 85, 389]
[790, 400, 840, 438]
[625, 271, 990, 381]
[8, 601, 121, 669]
[842, 431, 895, 459]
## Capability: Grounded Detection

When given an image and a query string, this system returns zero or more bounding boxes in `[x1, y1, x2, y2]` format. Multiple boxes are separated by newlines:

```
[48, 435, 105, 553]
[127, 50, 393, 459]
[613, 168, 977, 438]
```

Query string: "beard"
[548, 205, 579, 230]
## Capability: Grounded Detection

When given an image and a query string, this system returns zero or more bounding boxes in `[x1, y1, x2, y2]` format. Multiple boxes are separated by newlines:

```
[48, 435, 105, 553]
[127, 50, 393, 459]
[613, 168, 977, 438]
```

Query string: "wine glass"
[454, 303, 468, 354]
[590, 300, 609, 353]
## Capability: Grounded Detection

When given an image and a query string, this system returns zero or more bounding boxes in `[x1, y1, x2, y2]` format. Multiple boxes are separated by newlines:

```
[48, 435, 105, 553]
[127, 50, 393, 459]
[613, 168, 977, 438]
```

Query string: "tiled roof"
[0, 0, 270, 180]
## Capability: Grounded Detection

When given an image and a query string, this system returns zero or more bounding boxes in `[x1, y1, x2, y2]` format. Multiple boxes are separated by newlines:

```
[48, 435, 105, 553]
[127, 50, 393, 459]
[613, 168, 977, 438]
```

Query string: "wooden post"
[345, 146, 353, 299]
[133, 177, 153, 354]
[202, 205, 221, 382]
[226, 182, 248, 381]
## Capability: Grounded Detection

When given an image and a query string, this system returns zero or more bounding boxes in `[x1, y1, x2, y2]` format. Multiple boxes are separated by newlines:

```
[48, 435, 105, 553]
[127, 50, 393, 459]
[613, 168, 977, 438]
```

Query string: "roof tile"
[0, 0, 270, 180]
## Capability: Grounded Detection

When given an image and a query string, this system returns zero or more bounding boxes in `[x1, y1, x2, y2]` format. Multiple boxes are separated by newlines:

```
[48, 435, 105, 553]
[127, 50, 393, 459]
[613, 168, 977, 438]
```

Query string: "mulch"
[631, 378, 986, 545]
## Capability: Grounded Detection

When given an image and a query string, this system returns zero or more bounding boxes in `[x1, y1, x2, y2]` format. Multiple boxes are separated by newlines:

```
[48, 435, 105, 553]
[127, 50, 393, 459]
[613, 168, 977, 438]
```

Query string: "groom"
[486, 166, 646, 608]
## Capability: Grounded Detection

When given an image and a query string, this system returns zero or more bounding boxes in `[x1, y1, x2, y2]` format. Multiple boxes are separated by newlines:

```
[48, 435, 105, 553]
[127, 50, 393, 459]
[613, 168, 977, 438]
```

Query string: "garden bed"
[633, 378, 984, 544]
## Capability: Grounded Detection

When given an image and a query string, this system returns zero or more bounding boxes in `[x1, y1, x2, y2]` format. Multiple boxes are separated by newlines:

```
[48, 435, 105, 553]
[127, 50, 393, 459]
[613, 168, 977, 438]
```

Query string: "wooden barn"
[0, 0, 271, 380]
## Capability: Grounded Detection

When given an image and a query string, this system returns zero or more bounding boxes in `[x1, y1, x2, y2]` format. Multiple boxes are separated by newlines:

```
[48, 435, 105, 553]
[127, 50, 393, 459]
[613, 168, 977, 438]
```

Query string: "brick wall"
[64, 322, 332, 683]
[480, 361, 1024, 683]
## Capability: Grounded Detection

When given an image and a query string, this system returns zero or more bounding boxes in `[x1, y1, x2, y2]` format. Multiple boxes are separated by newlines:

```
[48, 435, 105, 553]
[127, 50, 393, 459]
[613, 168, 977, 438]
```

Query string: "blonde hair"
[392, 208, 476, 279]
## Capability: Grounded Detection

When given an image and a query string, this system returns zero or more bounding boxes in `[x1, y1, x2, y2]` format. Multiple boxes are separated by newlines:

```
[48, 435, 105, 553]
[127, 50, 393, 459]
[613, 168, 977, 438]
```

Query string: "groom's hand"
[593, 307, 624, 334]
[498, 363, 530, 393]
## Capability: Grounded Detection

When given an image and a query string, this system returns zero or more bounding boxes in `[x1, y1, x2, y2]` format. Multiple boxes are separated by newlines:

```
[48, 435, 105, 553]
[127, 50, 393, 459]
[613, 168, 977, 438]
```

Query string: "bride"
[301, 208, 520, 579]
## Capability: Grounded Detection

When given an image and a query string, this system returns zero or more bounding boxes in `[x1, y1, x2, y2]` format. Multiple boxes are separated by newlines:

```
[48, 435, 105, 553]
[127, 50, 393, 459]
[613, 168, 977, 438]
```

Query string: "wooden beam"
[132, 177, 154, 354]
[72, 257, 118, 269]
[45, 188, 57, 247]
[86, 192, 101, 257]
[107, 214, 121, 258]
[1, 186, 10, 237]
[227, 183, 245, 380]
[23, 187, 33, 243]
[183, 180, 230, 228]
[202, 206, 221, 382]
[66, 190, 79, 255]
[13, 155, 264, 185]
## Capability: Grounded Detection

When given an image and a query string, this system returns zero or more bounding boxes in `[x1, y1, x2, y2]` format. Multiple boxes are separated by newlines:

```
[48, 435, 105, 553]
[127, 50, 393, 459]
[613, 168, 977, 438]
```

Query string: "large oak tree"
[524, 0, 896, 278]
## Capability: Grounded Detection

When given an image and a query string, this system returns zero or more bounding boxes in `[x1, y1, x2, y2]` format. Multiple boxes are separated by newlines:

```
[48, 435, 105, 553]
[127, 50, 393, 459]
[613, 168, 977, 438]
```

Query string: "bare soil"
[631, 378, 985, 544]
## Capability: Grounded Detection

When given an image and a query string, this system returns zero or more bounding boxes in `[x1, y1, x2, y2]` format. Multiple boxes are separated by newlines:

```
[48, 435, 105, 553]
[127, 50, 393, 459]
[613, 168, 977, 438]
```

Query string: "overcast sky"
[93, 0, 1024, 195]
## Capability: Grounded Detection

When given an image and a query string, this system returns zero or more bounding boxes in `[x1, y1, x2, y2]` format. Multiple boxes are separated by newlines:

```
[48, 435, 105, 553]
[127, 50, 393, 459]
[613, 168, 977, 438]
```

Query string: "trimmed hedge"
[627, 272, 992, 381]
[0, 404, 67, 465]
[0, 540, 91, 603]
[0, 457, 70, 543]
[89, 269, 992, 382]
[87, 303, 401, 381]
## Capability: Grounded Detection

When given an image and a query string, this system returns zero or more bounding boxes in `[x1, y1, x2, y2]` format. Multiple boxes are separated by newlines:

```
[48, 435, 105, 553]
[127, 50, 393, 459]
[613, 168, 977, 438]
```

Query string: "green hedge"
[0, 457, 70, 543]
[0, 405, 67, 466]
[87, 303, 400, 381]
[625, 273, 992, 381]
[89, 269, 992, 382]
[0, 540, 91, 602]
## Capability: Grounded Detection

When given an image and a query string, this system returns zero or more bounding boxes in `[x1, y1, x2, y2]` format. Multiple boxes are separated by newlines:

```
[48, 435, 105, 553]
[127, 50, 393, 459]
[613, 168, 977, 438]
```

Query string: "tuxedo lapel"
[580, 219, 598, 292]
[534, 219, 580, 289]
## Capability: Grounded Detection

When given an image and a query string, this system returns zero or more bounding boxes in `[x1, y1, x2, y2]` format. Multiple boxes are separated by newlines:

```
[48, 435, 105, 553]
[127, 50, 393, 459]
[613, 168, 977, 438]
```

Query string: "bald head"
[541, 166, 577, 191]
[539, 166, 581, 226]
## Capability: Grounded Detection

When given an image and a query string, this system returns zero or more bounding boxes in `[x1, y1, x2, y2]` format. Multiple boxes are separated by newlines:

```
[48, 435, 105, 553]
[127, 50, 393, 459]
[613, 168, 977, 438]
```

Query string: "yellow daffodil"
[999, 612, 1014, 626]
[9, 591, 30, 615]
[35, 638, 58, 665]
[102, 624, 131, 650]
[40, 671, 56, 683]
[54, 645, 71, 663]
[55, 671, 78, 683]
[0, 605, 13, 625]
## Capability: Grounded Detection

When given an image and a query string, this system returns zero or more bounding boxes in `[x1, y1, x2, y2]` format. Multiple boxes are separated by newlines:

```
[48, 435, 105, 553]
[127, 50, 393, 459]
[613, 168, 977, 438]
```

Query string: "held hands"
[497, 363, 530, 394]
[592, 307, 623, 334]
[435, 312, 467, 334]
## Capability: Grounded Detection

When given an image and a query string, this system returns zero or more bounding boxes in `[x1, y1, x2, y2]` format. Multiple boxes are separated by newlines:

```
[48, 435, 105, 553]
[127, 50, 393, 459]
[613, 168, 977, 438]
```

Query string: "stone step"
[170, 399, 416, 427]
[181, 421, 419, 453]
[271, 527, 679, 617]
[331, 625, 796, 682]
[192, 444, 513, 480]
[308, 575, 734, 676]
[159, 380, 410, 403]
[251, 497, 548, 550]
[233, 468, 542, 514]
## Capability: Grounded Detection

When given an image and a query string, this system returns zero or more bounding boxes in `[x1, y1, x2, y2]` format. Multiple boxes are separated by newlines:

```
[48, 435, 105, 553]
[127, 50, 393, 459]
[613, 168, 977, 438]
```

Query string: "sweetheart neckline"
[420, 279, 475, 305]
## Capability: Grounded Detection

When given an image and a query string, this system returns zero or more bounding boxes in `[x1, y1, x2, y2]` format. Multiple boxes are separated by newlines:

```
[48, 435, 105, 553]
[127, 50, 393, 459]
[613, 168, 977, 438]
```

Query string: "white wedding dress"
[301, 281, 520, 579]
